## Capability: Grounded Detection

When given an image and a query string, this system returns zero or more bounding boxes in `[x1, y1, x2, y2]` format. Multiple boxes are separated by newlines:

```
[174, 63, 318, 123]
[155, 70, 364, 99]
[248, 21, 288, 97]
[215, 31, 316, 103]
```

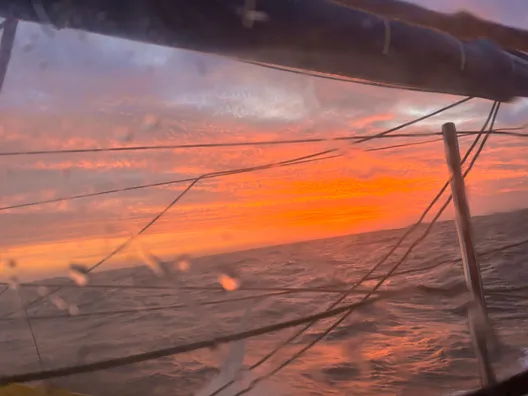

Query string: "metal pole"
[442, 122, 496, 386]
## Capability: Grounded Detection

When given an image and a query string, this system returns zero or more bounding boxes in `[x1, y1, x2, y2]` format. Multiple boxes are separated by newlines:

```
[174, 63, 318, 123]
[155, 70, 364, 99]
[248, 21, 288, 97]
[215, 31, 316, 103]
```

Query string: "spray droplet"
[36, 286, 50, 296]
[50, 295, 68, 311]
[219, 273, 240, 291]
[8, 276, 19, 291]
[68, 304, 79, 316]
[177, 255, 191, 272]
[69, 263, 90, 287]
[138, 248, 170, 277]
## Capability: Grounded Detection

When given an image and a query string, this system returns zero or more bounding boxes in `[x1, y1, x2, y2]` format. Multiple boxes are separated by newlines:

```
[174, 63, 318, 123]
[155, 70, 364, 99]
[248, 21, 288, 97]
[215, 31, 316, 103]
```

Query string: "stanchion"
[442, 122, 496, 386]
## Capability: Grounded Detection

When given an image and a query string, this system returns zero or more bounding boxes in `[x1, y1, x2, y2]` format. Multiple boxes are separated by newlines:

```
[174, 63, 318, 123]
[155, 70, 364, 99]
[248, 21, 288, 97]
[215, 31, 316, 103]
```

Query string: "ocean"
[1, 208, 528, 396]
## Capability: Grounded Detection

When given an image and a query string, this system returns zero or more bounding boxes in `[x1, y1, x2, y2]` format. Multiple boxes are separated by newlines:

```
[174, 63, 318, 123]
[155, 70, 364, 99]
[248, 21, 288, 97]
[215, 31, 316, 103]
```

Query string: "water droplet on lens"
[139, 248, 169, 277]
[69, 263, 90, 287]
[177, 255, 191, 272]
[219, 273, 240, 291]
[6, 259, 17, 269]
[50, 295, 68, 311]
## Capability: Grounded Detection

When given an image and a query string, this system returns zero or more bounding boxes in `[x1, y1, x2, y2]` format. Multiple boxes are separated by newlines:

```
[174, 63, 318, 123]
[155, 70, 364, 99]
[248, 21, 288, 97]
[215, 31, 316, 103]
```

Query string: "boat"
[0, 0, 527, 395]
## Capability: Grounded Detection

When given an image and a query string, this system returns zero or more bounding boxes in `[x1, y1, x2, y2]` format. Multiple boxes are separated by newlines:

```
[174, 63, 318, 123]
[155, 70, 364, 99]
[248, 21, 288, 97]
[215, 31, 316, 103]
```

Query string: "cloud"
[1, 4, 527, 277]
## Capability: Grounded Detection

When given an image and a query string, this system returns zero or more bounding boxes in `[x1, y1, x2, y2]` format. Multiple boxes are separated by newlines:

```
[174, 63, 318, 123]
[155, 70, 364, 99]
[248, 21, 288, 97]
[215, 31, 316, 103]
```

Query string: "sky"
[1, 0, 528, 279]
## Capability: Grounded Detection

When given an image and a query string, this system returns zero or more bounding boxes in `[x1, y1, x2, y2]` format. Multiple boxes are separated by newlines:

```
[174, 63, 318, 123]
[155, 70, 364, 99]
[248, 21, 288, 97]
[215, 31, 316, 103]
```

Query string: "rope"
[0, 153, 338, 212]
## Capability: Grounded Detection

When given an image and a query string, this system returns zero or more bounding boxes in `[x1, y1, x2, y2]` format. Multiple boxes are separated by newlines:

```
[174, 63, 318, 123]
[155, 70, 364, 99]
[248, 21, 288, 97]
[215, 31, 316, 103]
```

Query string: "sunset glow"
[1, 1, 528, 280]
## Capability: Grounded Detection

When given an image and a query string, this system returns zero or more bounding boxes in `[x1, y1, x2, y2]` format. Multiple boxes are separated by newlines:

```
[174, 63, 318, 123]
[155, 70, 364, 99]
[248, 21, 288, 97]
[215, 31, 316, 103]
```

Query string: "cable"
[231, 102, 501, 396]
[1, 291, 294, 322]
[0, 133, 443, 157]
[6, 232, 525, 300]
[0, 98, 477, 159]
[3, 129, 527, 158]
[16, 290, 44, 371]
[239, 59, 474, 96]
[0, 287, 400, 322]
[6, 232, 527, 295]
[9, 283, 374, 294]
[0, 150, 340, 319]
[365, 137, 444, 152]
[0, 152, 339, 212]
[0, 284, 465, 385]
[355, 97, 472, 144]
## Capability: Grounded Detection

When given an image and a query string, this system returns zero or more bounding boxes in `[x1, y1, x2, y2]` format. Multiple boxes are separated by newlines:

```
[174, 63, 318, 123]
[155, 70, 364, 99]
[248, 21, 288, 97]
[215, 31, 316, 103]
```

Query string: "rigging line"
[3, 129, 526, 158]
[0, 133, 442, 157]
[354, 97, 473, 144]
[2, 129, 527, 157]
[0, 279, 521, 323]
[0, 98, 482, 160]
[16, 289, 44, 371]
[0, 279, 519, 324]
[239, 59, 463, 94]
[0, 291, 294, 322]
[364, 234, 528, 281]
[10, 283, 374, 294]
[228, 103, 501, 396]
[0, 285, 464, 385]
[0, 150, 339, 319]
[8, 232, 527, 297]
[8, 233, 528, 295]
[0, 287, 400, 322]
[0, 152, 339, 212]
[0, 97, 473, 158]
[365, 137, 444, 152]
